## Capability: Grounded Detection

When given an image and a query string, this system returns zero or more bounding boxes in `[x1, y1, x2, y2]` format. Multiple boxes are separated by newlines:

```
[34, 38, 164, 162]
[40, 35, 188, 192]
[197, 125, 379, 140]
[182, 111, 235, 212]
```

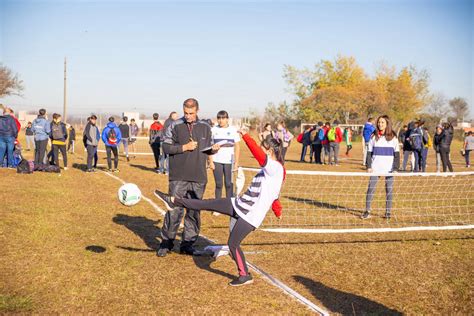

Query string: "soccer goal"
[97, 137, 154, 155]
[240, 168, 474, 233]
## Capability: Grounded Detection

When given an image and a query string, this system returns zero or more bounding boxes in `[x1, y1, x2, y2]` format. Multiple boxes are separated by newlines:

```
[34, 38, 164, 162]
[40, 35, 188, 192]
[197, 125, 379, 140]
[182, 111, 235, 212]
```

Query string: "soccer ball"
[118, 183, 142, 206]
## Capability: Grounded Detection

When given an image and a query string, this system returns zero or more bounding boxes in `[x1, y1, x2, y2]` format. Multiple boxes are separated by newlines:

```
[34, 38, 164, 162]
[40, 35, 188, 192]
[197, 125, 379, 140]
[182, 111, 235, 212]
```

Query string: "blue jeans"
[300, 145, 309, 161]
[0, 136, 15, 167]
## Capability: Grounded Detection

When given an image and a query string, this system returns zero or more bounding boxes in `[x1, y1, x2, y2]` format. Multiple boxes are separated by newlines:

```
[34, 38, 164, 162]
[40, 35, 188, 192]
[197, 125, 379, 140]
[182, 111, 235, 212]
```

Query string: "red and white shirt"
[231, 134, 285, 228]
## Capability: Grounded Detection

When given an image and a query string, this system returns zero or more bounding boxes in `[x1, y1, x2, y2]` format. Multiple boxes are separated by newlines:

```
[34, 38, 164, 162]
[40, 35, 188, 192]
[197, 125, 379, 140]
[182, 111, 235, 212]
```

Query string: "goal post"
[240, 167, 474, 233]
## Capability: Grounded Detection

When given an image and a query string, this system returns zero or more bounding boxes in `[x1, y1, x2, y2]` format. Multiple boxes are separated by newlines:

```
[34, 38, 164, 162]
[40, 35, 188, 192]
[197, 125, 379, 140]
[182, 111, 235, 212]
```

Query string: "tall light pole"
[63, 57, 67, 124]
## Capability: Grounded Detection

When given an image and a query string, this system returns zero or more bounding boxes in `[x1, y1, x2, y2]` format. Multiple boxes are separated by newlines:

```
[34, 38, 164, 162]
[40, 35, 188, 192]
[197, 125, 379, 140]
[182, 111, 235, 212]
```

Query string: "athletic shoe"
[126, 156, 130, 162]
[360, 211, 371, 219]
[63, 167, 68, 170]
[180, 246, 196, 256]
[383, 213, 391, 219]
[154, 190, 177, 211]
[157, 247, 170, 257]
[229, 274, 254, 287]
[107, 169, 112, 172]
[86, 169, 95, 173]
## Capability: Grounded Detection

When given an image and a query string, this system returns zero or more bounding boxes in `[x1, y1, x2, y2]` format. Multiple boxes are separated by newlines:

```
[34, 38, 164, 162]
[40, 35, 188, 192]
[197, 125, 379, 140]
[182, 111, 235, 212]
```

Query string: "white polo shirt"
[211, 125, 240, 165]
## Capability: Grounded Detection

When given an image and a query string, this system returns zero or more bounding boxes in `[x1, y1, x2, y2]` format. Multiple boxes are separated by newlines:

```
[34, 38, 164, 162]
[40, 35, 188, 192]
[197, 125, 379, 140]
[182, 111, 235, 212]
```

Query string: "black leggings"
[106, 146, 119, 169]
[151, 143, 161, 169]
[174, 197, 255, 277]
[213, 162, 233, 198]
[439, 148, 453, 172]
[52, 144, 67, 167]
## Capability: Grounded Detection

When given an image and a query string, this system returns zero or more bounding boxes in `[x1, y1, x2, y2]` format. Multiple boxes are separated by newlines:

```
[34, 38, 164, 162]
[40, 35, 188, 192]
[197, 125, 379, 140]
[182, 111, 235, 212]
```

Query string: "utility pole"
[63, 57, 67, 124]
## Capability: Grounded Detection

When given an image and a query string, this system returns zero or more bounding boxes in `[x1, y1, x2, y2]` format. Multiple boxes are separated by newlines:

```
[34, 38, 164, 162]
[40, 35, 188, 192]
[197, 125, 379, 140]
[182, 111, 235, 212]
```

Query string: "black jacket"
[439, 126, 453, 149]
[69, 128, 76, 141]
[0, 115, 18, 138]
[119, 123, 130, 138]
[162, 117, 212, 183]
[433, 133, 442, 152]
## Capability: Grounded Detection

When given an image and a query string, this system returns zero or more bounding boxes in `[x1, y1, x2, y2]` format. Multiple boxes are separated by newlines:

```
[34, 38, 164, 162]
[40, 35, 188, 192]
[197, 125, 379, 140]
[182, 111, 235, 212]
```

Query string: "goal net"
[240, 168, 474, 233]
[97, 137, 154, 155]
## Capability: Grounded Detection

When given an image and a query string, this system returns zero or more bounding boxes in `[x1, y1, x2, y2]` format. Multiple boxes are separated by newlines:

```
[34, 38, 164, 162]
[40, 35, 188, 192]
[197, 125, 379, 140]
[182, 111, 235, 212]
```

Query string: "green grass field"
[1, 134, 473, 314]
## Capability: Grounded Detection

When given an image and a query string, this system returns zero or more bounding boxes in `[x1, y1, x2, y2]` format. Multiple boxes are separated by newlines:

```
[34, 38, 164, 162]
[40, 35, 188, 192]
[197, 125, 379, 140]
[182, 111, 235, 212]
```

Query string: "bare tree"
[0, 64, 24, 97]
[449, 97, 469, 121]
[427, 93, 449, 123]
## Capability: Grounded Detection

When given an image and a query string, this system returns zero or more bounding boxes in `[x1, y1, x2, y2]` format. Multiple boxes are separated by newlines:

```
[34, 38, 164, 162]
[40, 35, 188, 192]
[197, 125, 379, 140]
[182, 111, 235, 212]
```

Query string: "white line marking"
[262, 225, 474, 234]
[101, 170, 328, 315]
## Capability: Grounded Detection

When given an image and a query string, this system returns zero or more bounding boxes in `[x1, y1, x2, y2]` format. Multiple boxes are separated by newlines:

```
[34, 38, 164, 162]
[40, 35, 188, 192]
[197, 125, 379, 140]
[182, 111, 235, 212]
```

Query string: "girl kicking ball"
[154, 128, 285, 286]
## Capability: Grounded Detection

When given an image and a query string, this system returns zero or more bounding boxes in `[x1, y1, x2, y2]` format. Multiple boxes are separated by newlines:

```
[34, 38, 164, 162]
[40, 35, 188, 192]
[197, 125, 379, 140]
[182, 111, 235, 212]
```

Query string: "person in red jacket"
[149, 113, 164, 172]
[154, 128, 285, 287]
[328, 120, 343, 165]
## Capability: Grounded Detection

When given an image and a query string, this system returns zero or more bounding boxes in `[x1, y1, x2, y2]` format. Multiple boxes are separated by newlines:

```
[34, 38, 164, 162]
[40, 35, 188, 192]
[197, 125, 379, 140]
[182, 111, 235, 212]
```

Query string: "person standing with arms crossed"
[156, 98, 213, 257]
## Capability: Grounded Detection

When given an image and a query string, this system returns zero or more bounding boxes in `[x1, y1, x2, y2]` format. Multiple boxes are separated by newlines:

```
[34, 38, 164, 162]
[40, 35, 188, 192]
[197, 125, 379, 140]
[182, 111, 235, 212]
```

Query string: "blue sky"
[0, 0, 472, 119]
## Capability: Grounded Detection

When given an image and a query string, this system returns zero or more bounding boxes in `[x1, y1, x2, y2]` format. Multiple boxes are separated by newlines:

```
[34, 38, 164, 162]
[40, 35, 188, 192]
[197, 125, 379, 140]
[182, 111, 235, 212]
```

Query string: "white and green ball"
[118, 183, 142, 206]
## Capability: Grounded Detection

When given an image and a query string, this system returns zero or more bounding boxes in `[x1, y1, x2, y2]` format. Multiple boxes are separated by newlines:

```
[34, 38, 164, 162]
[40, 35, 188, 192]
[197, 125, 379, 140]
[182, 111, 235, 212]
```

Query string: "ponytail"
[261, 136, 284, 164]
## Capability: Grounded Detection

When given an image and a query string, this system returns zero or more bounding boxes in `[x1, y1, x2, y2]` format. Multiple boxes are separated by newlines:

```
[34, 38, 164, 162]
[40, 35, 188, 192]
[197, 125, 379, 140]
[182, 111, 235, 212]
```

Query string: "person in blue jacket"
[362, 118, 375, 167]
[32, 108, 51, 166]
[101, 117, 122, 172]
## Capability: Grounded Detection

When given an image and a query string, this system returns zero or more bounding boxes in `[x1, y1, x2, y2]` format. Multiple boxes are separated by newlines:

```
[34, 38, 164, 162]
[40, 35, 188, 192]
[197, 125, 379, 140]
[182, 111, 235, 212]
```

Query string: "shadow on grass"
[129, 164, 158, 173]
[284, 196, 363, 217]
[293, 276, 402, 315]
[243, 236, 474, 247]
[72, 163, 106, 172]
[113, 214, 162, 251]
[112, 214, 235, 279]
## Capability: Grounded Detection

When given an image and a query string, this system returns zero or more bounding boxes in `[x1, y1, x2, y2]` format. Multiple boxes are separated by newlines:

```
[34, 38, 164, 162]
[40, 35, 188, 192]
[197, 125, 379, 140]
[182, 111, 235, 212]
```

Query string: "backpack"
[410, 128, 423, 151]
[51, 123, 64, 140]
[107, 128, 118, 145]
[310, 130, 318, 142]
[17, 159, 33, 174]
[296, 133, 304, 143]
[327, 128, 337, 142]
[318, 128, 325, 141]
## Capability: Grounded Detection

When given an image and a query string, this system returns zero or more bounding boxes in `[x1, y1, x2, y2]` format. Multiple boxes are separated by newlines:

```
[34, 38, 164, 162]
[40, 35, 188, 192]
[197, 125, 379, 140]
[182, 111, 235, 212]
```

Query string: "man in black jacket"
[156, 98, 213, 257]
[118, 116, 130, 162]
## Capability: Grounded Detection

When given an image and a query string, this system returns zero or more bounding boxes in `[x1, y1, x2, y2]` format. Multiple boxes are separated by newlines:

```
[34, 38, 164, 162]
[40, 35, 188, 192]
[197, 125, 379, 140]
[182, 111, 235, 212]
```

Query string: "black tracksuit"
[160, 117, 212, 250]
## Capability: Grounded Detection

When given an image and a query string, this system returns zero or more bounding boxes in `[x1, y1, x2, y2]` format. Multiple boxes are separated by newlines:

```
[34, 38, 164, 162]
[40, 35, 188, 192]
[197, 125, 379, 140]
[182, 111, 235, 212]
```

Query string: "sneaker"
[63, 167, 68, 170]
[179, 246, 196, 256]
[113, 169, 120, 173]
[157, 247, 170, 257]
[383, 213, 391, 219]
[107, 169, 112, 172]
[86, 169, 95, 173]
[154, 190, 177, 211]
[155, 169, 161, 174]
[229, 274, 254, 287]
[126, 156, 130, 162]
[360, 211, 371, 219]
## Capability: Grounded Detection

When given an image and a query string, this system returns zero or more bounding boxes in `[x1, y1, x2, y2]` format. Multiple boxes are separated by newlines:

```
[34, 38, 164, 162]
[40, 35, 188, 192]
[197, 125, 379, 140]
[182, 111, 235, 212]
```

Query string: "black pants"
[174, 197, 255, 277]
[213, 162, 233, 198]
[281, 146, 288, 164]
[106, 146, 119, 169]
[86, 145, 97, 170]
[34, 139, 48, 165]
[312, 144, 322, 164]
[52, 144, 67, 168]
[160, 180, 206, 250]
[151, 143, 161, 169]
[439, 148, 453, 172]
